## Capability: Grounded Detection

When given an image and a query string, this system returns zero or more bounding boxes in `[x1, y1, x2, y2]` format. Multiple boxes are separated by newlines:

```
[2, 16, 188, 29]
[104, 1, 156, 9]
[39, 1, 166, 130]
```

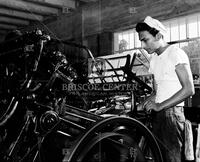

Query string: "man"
[136, 16, 194, 162]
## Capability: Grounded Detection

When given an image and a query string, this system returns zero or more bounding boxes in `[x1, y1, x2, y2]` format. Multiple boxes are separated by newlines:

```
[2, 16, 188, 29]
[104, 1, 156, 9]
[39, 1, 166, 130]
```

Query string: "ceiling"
[0, 0, 97, 39]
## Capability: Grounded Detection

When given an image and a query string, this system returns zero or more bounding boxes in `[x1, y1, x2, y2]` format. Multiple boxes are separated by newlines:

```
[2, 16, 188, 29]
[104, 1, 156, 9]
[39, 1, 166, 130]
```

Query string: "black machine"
[0, 29, 163, 162]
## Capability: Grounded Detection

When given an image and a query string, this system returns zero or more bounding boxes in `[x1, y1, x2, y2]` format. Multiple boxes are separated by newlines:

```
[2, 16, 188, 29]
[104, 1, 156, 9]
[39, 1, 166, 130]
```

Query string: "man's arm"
[137, 78, 157, 111]
[145, 63, 195, 112]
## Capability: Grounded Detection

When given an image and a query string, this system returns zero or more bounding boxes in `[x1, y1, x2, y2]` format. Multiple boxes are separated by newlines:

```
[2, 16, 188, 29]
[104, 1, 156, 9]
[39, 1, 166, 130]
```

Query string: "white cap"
[144, 16, 167, 36]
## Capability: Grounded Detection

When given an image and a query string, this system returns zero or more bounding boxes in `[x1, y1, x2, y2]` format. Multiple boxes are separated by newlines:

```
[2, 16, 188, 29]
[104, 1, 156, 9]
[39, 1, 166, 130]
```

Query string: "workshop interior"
[0, 0, 200, 162]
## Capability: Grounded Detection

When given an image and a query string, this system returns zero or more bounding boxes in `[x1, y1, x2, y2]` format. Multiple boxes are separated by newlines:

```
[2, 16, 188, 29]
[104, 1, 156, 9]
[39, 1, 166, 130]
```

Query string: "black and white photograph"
[0, 0, 200, 162]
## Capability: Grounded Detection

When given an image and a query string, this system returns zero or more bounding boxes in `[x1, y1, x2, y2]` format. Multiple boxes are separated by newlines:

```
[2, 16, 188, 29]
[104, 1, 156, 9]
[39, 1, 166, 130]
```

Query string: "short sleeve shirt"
[149, 45, 190, 106]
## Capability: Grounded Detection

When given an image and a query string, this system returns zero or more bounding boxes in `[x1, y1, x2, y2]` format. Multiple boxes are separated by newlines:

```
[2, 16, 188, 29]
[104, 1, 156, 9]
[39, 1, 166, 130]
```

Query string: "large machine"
[0, 29, 163, 162]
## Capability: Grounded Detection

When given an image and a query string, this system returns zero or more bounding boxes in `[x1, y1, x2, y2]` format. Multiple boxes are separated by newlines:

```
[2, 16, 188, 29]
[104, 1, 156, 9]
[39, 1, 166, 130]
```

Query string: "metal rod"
[59, 117, 86, 130]
[64, 104, 103, 120]
[64, 112, 96, 123]
[57, 130, 72, 137]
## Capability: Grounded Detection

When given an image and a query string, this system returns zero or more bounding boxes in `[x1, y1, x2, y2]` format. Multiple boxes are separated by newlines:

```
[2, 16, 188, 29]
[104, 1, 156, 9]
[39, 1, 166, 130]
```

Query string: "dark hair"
[136, 22, 159, 37]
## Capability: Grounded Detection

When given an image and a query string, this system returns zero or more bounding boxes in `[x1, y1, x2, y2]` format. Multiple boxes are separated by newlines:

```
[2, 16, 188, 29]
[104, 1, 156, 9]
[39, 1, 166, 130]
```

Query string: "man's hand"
[137, 100, 152, 111]
[137, 103, 145, 111]
[136, 93, 157, 112]
[144, 100, 161, 112]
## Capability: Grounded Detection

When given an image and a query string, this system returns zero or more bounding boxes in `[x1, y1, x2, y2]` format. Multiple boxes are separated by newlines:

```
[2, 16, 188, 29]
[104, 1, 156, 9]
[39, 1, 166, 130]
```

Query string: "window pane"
[198, 15, 200, 37]
[114, 33, 119, 52]
[179, 18, 186, 40]
[163, 21, 170, 42]
[181, 39, 200, 75]
[129, 31, 134, 49]
[119, 33, 123, 42]
[188, 15, 198, 38]
[170, 20, 179, 41]
[122, 31, 129, 49]
[135, 31, 141, 48]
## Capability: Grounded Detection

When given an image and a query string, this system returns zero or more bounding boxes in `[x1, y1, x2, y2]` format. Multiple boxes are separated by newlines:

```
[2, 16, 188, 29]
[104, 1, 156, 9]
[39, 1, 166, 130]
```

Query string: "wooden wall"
[82, 0, 200, 34]
[23, 0, 200, 58]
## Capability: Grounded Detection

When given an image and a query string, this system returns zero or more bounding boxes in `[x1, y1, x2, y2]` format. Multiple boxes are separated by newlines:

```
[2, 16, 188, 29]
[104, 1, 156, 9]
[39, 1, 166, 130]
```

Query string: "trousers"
[152, 106, 185, 162]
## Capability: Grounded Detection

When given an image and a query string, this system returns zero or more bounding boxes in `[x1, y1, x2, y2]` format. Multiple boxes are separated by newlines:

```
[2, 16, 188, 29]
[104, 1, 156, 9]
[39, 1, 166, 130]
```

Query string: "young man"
[136, 16, 195, 162]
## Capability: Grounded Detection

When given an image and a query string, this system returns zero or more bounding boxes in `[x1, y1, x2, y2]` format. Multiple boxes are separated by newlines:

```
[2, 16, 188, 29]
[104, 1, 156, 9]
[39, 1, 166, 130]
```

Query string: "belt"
[167, 106, 184, 113]
[153, 106, 184, 117]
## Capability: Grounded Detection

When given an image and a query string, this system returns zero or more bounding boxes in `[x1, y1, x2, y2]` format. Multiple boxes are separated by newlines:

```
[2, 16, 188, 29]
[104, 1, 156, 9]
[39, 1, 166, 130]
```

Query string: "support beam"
[0, 16, 29, 26]
[0, 24, 17, 30]
[0, 0, 59, 16]
[0, 8, 43, 21]
[24, 0, 76, 9]
[80, 0, 98, 2]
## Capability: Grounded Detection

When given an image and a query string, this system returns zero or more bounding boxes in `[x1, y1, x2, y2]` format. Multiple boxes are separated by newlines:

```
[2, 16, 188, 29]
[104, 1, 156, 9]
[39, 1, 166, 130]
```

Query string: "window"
[114, 12, 200, 78]
[188, 15, 198, 38]
[114, 29, 141, 52]
[170, 19, 179, 41]
[114, 13, 200, 51]
[179, 18, 186, 40]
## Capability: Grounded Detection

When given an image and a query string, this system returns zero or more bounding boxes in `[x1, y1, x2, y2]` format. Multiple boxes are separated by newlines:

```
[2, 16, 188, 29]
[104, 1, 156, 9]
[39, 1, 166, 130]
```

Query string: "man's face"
[138, 31, 159, 54]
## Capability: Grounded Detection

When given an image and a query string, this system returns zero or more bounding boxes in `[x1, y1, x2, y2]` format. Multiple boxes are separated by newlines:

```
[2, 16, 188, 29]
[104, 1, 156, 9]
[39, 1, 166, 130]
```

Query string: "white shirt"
[149, 45, 190, 106]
